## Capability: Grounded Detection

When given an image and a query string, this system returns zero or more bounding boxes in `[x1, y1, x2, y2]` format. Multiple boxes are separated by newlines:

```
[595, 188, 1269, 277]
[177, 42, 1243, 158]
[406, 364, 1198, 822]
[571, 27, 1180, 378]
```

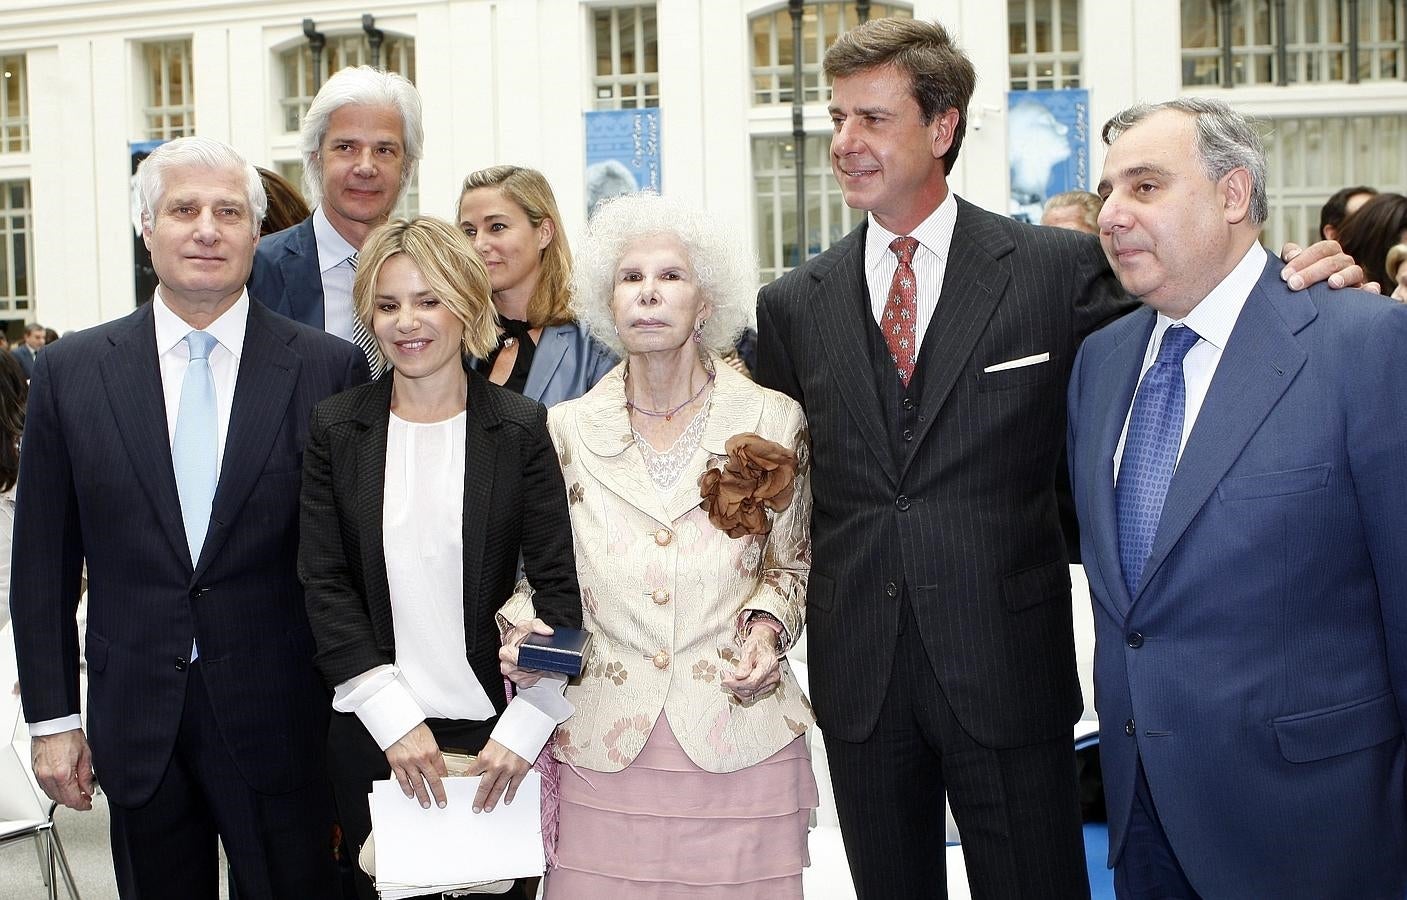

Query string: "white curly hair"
[571, 193, 757, 358]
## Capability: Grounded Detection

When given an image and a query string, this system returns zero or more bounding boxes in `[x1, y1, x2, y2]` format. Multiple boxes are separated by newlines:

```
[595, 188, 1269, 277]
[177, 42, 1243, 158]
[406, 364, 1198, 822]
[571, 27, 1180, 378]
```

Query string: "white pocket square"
[983, 352, 1050, 373]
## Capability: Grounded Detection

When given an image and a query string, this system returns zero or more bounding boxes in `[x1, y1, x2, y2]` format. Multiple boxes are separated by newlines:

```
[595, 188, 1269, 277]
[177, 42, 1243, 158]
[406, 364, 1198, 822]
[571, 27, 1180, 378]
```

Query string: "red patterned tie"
[883, 236, 920, 385]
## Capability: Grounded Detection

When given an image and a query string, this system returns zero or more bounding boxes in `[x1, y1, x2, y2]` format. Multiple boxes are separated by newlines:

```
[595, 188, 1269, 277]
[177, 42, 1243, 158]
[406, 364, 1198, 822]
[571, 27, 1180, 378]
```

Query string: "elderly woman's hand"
[499, 617, 555, 688]
[722, 622, 783, 702]
[465, 739, 531, 813]
[385, 723, 448, 809]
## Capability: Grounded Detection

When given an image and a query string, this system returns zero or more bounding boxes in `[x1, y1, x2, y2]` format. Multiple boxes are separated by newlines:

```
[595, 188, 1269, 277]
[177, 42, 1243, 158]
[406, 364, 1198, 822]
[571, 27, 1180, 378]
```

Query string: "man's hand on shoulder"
[32, 728, 96, 811]
[1280, 239, 1380, 293]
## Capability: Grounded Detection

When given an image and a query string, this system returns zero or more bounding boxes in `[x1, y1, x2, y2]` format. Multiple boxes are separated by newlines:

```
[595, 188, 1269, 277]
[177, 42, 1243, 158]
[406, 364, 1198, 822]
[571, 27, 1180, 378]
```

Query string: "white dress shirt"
[864, 190, 959, 364]
[331, 411, 571, 762]
[31, 290, 248, 737]
[312, 205, 358, 344]
[1115, 242, 1266, 478]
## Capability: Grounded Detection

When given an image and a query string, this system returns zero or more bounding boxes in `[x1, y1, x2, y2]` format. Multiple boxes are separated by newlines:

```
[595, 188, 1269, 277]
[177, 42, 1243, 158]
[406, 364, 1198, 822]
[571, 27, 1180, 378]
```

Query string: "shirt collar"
[312, 205, 358, 275]
[865, 191, 959, 272]
[153, 288, 249, 360]
[1154, 241, 1266, 352]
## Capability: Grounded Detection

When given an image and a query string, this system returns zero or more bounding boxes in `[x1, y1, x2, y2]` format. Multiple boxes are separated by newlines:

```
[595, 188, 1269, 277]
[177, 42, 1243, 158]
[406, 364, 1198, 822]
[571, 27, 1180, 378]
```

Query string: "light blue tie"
[1116, 324, 1201, 596]
[172, 330, 218, 566]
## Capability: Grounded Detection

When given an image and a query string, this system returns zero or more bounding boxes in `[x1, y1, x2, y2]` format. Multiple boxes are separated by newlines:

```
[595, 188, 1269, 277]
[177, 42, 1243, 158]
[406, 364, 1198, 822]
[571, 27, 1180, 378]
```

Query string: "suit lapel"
[1134, 257, 1311, 601]
[460, 373, 499, 657]
[904, 200, 1013, 470]
[352, 376, 395, 618]
[98, 305, 191, 568]
[573, 366, 672, 526]
[808, 226, 899, 487]
[521, 323, 570, 405]
[281, 219, 326, 329]
[1087, 308, 1156, 617]
[197, 304, 300, 577]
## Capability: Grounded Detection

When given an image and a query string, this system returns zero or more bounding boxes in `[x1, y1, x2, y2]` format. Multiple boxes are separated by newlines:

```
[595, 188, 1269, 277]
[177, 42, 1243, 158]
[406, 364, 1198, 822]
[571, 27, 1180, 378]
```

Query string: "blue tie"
[1116, 324, 1201, 596]
[172, 330, 218, 566]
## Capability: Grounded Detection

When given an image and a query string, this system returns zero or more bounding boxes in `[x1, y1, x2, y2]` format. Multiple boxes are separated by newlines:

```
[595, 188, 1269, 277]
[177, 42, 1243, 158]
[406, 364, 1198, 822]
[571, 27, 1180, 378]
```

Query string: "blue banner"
[583, 108, 661, 217]
[1006, 89, 1090, 224]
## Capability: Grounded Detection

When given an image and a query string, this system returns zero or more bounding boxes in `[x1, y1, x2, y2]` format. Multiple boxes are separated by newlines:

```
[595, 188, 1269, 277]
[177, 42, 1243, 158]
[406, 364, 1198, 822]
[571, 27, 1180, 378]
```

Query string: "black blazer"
[298, 366, 581, 709]
[756, 199, 1133, 748]
[9, 300, 367, 806]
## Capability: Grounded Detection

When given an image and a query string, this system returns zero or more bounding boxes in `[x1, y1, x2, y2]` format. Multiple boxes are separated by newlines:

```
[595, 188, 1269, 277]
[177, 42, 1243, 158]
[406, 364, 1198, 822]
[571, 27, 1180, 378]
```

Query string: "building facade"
[1, 0, 1404, 331]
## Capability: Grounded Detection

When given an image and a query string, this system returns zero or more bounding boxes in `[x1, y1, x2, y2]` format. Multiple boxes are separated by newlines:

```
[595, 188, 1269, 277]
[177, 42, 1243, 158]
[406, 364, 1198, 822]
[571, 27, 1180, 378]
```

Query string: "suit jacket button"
[653, 528, 673, 546]
[174, 656, 188, 672]
[1126, 632, 1144, 648]
[895, 495, 911, 511]
[884, 582, 899, 598]
[901, 429, 914, 442]
[901, 397, 916, 411]
[189, 587, 207, 601]
[651, 589, 670, 605]
[652, 651, 670, 669]
[1125, 718, 1136, 736]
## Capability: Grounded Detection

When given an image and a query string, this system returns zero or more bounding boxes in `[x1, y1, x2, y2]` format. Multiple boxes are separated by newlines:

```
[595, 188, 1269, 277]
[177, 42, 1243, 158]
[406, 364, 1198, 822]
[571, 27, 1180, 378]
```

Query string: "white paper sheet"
[369, 772, 544, 897]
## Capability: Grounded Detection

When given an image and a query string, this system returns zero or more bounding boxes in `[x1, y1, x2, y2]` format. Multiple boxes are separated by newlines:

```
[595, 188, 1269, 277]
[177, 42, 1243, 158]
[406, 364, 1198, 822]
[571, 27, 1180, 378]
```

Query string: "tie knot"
[347, 252, 359, 271]
[185, 330, 217, 362]
[889, 236, 919, 266]
[1156, 325, 1200, 366]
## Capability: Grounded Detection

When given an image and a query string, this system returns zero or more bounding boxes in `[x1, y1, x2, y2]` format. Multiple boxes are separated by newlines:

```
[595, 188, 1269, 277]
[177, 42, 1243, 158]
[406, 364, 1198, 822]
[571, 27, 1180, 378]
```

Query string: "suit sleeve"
[516, 403, 582, 631]
[1349, 301, 1407, 732]
[10, 350, 87, 723]
[298, 403, 389, 688]
[755, 285, 804, 403]
[737, 401, 811, 650]
[1070, 232, 1137, 343]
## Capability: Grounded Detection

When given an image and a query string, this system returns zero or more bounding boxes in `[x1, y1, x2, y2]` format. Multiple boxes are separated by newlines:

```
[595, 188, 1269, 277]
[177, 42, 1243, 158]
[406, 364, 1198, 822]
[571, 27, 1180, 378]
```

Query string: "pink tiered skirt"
[544, 715, 818, 899]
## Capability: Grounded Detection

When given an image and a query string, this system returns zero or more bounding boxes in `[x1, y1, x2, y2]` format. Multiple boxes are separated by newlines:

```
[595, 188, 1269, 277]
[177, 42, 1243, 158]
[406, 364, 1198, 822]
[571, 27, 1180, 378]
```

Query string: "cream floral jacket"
[536, 359, 814, 774]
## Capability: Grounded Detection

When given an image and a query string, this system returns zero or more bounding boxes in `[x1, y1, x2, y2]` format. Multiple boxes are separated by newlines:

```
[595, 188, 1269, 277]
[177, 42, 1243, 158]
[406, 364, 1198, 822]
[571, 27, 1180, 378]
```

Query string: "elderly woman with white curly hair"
[501, 192, 818, 897]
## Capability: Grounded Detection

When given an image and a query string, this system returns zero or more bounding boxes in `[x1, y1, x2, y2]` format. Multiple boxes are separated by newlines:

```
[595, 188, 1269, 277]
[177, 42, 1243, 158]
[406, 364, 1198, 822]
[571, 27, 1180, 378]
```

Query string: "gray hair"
[137, 136, 267, 236]
[1102, 97, 1268, 225]
[572, 193, 757, 358]
[299, 65, 424, 207]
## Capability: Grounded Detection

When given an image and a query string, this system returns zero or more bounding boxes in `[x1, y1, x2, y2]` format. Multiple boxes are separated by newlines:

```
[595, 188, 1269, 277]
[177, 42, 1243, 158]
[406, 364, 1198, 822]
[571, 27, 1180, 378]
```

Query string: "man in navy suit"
[1069, 98, 1407, 898]
[249, 65, 422, 373]
[11, 322, 45, 377]
[10, 137, 367, 899]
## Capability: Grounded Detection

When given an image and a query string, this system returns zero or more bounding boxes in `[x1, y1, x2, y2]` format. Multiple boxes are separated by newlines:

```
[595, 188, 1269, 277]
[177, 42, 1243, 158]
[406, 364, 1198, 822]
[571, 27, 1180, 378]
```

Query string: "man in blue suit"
[249, 65, 422, 373]
[1069, 97, 1407, 898]
[10, 137, 367, 898]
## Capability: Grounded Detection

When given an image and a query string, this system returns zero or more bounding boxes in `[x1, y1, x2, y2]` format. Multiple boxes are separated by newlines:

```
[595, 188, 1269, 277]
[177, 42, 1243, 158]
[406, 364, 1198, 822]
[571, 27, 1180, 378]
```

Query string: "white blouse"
[331, 411, 570, 760]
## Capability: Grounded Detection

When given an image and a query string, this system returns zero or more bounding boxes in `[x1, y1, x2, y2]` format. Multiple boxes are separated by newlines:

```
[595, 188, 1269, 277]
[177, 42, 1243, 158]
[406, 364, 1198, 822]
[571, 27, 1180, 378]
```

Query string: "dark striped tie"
[346, 252, 385, 375]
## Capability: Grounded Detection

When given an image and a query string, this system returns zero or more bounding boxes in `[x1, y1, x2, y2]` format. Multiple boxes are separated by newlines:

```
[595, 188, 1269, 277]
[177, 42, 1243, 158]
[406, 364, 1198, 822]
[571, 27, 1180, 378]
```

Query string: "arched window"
[750, 1, 911, 106]
[278, 33, 416, 134]
[1008, 0, 1082, 90]
[592, 4, 659, 110]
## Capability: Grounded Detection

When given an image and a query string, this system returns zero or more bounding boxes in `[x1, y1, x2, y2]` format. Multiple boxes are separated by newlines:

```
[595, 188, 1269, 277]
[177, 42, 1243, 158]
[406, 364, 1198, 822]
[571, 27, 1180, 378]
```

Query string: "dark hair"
[1319, 185, 1377, 241]
[1335, 192, 1407, 288]
[257, 167, 312, 237]
[823, 18, 976, 175]
[0, 351, 27, 493]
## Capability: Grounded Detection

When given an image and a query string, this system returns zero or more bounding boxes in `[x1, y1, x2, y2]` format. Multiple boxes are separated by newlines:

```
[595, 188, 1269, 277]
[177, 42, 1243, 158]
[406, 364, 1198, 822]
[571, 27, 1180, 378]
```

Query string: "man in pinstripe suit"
[756, 18, 1359, 900]
[10, 137, 366, 899]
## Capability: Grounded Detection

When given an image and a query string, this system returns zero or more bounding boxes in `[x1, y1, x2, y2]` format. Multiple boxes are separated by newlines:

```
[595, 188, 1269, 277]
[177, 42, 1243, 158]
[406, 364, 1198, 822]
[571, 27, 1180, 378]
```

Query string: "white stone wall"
[2, 0, 1404, 330]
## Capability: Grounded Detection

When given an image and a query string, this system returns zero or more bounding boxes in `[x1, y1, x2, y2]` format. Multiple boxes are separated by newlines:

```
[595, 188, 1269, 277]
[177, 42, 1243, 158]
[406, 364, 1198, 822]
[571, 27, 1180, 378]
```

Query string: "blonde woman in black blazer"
[298, 217, 581, 900]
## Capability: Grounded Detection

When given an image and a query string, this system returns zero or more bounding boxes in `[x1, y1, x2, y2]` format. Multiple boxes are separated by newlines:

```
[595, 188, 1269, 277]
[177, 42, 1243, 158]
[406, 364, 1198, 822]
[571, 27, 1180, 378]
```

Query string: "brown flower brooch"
[698, 433, 798, 538]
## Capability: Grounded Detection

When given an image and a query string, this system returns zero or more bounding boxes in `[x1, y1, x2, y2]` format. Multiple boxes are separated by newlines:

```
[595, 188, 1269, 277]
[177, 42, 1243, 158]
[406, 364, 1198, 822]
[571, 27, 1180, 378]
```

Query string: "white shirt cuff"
[489, 675, 573, 763]
[332, 665, 426, 751]
[29, 715, 83, 738]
